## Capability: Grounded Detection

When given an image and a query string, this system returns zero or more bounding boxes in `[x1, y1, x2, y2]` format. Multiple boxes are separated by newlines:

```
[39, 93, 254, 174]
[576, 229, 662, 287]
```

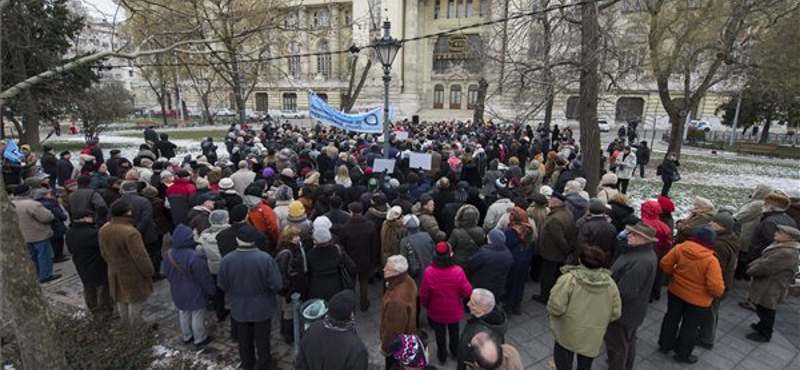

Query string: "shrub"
[686, 127, 706, 144]
[150, 353, 211, 370]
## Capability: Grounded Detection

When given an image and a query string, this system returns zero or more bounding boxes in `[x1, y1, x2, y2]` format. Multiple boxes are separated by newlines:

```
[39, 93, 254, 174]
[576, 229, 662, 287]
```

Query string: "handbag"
[335, 245, 354, 289]
[670, 172, 681, 182]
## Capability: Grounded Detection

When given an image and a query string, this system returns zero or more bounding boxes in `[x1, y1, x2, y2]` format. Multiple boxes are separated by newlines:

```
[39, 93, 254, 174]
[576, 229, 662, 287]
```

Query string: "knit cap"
[288, 200, 305, 218]
[390, 334, 427, 368]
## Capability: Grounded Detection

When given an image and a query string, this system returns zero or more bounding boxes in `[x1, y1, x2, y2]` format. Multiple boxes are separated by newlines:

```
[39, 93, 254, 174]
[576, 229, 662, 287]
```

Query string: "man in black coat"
[155, 133, 177, 159]
[457, 289, 508, 370]
[576, 199, 619, 265]
[604, 222, 658, 370]
[635, 141, 650, 178]
[749, 193, 797, 260]
[324, 196, 350, 239]
[217, 204, 269, 256]
[40, 146, 58, 180]
[65, 210, 113, 317]
[339, 202, 378, 312]
[56, 151, 74, 187]
[296, 290, 368, 370]
[465, 229, 513, 299]
[112, 181, 159, 278]
[105, 150, 122, 177]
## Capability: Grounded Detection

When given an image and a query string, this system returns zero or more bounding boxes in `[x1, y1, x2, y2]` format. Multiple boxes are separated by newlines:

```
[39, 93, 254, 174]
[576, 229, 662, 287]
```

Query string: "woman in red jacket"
[641, 200, 673, 302]
[420, 242, 473, 364]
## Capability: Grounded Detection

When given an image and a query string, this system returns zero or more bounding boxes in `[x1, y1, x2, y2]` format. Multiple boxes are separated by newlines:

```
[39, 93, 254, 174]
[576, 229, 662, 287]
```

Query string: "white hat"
[219, 178, 235, 190]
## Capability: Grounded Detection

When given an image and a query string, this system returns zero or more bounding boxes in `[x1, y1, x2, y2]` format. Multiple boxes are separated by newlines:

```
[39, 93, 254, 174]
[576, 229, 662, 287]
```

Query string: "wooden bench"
[737, 143, 779, 156]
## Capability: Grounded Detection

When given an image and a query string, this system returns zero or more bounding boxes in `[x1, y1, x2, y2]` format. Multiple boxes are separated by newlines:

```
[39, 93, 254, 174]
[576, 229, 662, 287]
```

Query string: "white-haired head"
[468, 288, 496, 317]
[384, 255, 408, 278]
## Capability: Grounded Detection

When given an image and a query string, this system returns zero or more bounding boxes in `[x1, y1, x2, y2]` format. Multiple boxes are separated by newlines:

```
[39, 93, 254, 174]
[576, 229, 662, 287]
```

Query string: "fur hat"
[288, 200, 306, 219]
[601, 173, 618, 186]
[764, 192, 790, 210]
[777, 225, 800, 242]
[387, 206, 403, 221]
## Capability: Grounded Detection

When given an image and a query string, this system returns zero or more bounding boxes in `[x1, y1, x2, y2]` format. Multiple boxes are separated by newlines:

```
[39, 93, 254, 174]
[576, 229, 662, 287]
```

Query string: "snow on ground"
[150, 345, 238, 370]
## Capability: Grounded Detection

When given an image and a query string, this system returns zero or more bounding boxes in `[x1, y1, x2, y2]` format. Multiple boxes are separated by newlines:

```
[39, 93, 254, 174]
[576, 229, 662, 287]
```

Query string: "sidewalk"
[43, 256, 799, 370]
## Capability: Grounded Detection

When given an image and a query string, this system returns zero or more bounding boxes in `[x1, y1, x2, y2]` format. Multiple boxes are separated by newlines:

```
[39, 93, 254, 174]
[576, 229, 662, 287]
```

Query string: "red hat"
[64, 179, 77, 188]
[436, 242, 449, 254]
[657, 196, 675, 213]
[365, 167, 373, 175]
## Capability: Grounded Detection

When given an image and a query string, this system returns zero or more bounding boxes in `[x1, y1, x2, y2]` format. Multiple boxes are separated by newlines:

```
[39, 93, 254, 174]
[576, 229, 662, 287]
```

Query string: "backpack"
[401, 238, 422, 279]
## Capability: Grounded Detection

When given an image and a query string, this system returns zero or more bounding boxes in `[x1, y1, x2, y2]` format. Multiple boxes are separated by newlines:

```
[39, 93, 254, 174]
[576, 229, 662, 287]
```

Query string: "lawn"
[118, 129, 230, 141]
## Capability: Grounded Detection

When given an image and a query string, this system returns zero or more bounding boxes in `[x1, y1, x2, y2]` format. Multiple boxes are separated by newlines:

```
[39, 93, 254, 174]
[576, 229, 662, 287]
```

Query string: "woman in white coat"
[614, 146, 637, 194]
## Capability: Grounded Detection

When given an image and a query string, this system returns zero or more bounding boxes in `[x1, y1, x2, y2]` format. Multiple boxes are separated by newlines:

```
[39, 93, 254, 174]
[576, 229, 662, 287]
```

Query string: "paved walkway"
[42, 254, 799, 370]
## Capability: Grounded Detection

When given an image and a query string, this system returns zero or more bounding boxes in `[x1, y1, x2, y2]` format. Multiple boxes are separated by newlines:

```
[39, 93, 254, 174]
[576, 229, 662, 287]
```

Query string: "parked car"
[690, 120, 712, 132]
[214, 108, 236, 117]
[279, 110, 305, 119]
[598, 119, 611, 132]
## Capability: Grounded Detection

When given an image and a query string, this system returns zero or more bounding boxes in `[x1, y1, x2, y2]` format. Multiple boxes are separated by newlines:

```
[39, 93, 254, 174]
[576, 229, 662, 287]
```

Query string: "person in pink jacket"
[420, 242, 473, 364]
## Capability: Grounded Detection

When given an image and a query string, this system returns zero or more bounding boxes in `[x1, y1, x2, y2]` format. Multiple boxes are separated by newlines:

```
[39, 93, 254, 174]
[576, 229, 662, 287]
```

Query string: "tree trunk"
[19, 91, 40, 149]
[541, 9, 554, 131]
[0, 176, 69, 370]
[666, 110, 686, 157]
[473, 78, 489, 124]
[760, 115, 773, 144]
[342, 58, 372, 113]
[578, 1, 601, 197]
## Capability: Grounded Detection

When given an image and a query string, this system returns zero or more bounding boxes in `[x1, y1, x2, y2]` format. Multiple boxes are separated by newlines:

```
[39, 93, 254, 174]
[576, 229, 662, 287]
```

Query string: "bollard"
[291, 292, 301, 359]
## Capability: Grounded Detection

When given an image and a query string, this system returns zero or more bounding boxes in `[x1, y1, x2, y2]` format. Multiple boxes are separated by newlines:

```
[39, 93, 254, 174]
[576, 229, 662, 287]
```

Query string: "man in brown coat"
[98, 201, 155, 326]
[339, 202, 379, 312]
[532, 192, 576, 304]
[381, 255, 418, 370]
[697, 212, 740, 348]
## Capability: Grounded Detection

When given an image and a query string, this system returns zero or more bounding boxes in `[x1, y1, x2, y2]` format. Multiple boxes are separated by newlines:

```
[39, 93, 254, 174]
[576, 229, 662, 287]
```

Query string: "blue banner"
[308, 92, 383, 133]
[3, 139, 24, 163]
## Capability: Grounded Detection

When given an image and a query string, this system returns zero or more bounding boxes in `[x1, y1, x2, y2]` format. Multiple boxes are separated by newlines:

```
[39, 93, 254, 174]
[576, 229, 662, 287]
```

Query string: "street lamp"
[373, 20, 402, 159]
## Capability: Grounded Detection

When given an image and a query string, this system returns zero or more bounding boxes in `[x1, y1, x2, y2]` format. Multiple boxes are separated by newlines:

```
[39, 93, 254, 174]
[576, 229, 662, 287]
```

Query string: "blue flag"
[308, 92, 383, 133]
[3, 139, 24, 163]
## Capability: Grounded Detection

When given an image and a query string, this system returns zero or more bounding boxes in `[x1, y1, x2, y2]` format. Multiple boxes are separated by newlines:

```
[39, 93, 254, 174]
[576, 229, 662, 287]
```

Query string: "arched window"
[288, 43, 301, 78]
[615, 97, 645, 123]
[450, 85, 462, 109]
[467, 84, 479, 109]
[317, 41, 332, 78]
[433, 84, 444, 109]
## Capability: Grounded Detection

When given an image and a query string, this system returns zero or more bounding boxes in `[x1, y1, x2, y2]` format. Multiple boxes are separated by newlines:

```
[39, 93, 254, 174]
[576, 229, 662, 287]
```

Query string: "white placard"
[409, 152, 432, 170]
[395, 131, 409, 141]
[373, 159, 396, 174]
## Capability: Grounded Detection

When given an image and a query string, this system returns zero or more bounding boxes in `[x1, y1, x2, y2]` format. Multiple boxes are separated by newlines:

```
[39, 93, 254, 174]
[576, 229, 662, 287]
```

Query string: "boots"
[281, 319, 294, 344]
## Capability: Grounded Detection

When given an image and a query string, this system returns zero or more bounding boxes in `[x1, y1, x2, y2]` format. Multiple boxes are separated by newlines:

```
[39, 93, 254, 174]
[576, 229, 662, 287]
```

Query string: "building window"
[343, 9, 352, 25]
[285, 11, 299, 28]
[480, 0, 488, 17]
[447, 0, 455, 18]
[457, 0, 464, 18]
[433, 84, 444, 109]
[565, 96, 580, 120]
[255, 93, 269, 112]
[615, 97, 645, 123]
[369, 0, 382, 30]
[314, 8, 330, 29]
[318, 93, 328, 102]
[467, 84, 478, 109]
[288, 43, 301, 78]
[466, 0, 473, 17]
[317, 41, 332, 78]
[283, 93, 298, 111]
[434, 0, 440, 19]
[450, 85, 462, 109]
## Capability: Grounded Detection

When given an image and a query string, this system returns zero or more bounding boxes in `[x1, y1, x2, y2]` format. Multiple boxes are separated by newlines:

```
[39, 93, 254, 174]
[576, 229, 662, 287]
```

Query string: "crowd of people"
[3, 118, 799, 370]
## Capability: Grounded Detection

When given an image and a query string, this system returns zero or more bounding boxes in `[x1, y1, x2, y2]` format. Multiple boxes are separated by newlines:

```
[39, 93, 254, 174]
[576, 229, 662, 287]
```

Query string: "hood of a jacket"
[566, 193, 588, 207]
[242, 195, 262, 209]
[609, 201, 634, 217]
[751, 184, 773, 200]
[172, 224, 196, 249]
[561, 265, 614, 291]
[641, 201, 662, 220]
[477, 306, 507, 331]
[174, 177, 192, 186]
[455, 204, 480, 228]
[679, 240, 716, 260]
[764, 240, 800, 253]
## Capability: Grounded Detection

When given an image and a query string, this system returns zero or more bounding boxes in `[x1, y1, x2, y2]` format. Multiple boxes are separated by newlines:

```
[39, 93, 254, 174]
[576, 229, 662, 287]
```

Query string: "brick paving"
[44, 253, 799, 370]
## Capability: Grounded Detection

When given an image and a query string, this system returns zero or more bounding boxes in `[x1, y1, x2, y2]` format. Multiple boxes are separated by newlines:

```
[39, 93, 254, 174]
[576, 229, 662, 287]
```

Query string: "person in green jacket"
[547, 245, 622, 370]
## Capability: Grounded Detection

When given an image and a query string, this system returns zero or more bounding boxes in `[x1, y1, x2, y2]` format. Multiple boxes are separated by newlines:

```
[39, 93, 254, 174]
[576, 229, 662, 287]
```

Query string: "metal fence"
[637, 129, 800, 146]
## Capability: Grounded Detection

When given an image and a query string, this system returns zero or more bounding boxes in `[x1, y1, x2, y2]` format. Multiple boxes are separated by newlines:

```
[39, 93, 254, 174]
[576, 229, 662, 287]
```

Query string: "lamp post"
[373, 20, 402, 159]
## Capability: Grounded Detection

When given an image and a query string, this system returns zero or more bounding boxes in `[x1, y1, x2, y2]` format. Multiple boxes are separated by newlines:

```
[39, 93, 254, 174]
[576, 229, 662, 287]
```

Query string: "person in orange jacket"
[657, 225, 724, 365]
[242, 184, 279, 251]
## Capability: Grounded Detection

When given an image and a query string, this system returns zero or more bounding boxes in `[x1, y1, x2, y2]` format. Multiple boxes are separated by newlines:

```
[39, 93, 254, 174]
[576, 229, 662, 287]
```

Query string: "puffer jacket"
[548, 265, 621, 358]
[162, 224, 216, 311]
[747, 241, 800, 310]
[243, 195, 279, 249]
[196, 223, 229, 275]
[419, 263, 472, 324]
[449, 205, 486, 266]
[412, 203, 446, 242]
[660, 240, 725, 307]
[734, 184, 772, 253]
[641, 201, 673, 257]
[483, 198, 514, 232]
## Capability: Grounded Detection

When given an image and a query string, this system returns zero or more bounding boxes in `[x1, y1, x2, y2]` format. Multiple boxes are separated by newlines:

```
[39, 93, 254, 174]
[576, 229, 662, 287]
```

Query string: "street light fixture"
[373, 20, 402, 159]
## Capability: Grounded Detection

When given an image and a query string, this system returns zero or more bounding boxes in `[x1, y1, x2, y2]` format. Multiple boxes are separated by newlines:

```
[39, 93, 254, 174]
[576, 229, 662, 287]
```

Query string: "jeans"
[754, 304, 776, 339]
[658, 293, 709, 359]
[27, 240, 54, 282]
[84, 284, 113, 318]
[554, 341, 593, 370]
[179, 308, 208, 344]
[605, 322, 637, 370]
[117, 301, 145, 326]
[429, 318, 459, 362]
[539, 260, 563, 302]
[698, 298, 721, 345]
[236, 318, 273, 370]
